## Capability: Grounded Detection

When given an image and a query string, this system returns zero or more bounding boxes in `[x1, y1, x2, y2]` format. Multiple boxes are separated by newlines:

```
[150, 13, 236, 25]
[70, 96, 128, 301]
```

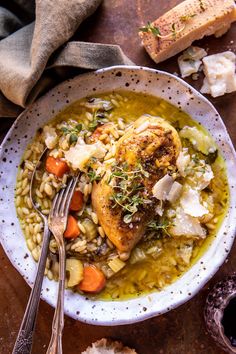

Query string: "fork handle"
[46, 241, 66, 354]
[12, 225, 50, 354]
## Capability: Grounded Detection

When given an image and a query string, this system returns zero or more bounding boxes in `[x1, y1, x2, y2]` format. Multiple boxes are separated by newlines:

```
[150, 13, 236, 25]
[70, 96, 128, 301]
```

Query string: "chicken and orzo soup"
[15, 91, 229, 300]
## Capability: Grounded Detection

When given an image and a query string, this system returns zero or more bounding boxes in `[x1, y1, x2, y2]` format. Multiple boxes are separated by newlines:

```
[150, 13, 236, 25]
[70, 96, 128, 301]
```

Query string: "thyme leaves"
[87, 170, 102, 183]
[140, 12, 196, 40]
[139, 22, 162, 37]
[109, 163, 151, 224]
[61, 123, 83, 144]
[88, 110, 109, 132]
[147, 220, 173, 237]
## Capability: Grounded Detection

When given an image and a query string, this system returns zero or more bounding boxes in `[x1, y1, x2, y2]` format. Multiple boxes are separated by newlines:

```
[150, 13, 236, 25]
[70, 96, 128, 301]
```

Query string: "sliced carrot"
[45, 156, 69, 178]
[64, 215, 80, 239]
[69, 190, 84, 211]
[90, 126, 103, 142]
[90, 123, 112, 142]
[78, 265, 106, 293]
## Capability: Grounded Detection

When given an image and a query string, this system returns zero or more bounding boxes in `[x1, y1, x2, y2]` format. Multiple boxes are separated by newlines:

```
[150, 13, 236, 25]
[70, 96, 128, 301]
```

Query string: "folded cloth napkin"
[0, 0, 133, 118]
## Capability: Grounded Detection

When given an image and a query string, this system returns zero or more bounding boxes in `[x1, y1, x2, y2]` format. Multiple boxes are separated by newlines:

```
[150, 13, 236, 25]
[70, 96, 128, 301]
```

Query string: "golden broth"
[16, 91, 229, 300]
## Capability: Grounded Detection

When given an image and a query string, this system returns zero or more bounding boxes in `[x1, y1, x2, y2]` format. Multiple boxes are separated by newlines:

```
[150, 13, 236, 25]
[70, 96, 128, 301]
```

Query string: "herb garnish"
[88, 110, 109, 132]
[180, 13, 196, 22]
[61, 123, 83, 144]
[139, 21, 162, 37]
[88, 169, 102, 183]
[147, 220, 173, 237]
[171, 23, 177, 39]
[140, 13, 196, 40]
[109, 162, 151, 224]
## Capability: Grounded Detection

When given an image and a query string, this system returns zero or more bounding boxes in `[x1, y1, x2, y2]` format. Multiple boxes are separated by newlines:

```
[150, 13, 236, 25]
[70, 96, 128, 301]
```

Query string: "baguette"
[139, 0, 236, 64]
[82, 338, 137, 354]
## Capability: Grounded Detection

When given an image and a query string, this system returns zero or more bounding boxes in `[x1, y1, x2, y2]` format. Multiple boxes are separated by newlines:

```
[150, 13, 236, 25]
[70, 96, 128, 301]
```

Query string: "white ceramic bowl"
[1, 66, 236, 325]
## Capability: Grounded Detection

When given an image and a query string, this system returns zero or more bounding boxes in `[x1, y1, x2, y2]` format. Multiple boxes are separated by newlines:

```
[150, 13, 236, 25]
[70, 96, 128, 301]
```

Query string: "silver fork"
[46, 176, 79, 354]
[12, 148, 50, 354]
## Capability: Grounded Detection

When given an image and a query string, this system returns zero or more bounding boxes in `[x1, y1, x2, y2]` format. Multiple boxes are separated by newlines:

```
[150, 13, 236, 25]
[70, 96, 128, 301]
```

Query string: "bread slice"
[82, 338, 137, 354]
[139, 0, 236, 64]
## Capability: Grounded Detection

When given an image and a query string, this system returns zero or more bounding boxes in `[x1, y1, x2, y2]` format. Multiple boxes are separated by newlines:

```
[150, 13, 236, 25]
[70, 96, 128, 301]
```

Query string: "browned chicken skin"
[92, 115, 181, 253]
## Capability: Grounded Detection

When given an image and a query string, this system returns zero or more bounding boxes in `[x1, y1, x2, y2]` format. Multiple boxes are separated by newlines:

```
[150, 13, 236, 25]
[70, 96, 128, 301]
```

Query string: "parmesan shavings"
[64, 140, 107, 171]
[178, 46, 207, 78]
[43, 126, 58, 149]
[152, 174, 174, 200]
[167, 181, 183, 203]
[195, 164, 214, 190]
[200, 51, 236, 97]
[180, 187, 209, 217]
[176, 148, 190, 177]
[170, 207, 206, 239]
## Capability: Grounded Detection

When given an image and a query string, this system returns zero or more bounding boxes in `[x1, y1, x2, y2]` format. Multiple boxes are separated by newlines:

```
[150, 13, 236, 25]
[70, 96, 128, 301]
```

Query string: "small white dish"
[1, 66, 236, 325]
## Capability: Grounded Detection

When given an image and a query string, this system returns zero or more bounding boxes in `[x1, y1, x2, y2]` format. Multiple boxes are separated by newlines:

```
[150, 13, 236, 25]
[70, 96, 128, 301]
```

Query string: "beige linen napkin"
[0, 0, 133, 118]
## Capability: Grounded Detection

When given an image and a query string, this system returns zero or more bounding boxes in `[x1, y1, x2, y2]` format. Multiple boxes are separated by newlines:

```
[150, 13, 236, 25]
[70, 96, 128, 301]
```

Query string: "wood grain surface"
[1, 1, 236, 353]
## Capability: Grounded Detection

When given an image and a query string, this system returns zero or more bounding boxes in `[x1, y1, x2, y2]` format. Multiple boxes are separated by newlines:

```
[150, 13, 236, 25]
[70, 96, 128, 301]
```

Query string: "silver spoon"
[12, 148, 51, 354]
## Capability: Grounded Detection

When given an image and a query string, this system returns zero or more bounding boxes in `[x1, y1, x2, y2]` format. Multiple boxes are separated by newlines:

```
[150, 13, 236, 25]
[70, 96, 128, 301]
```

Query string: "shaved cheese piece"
[152, 175, 174, 200]
[179, 126, 216, 154]
[180, 188, 208, 217]
[64, 141, 106, 171]
[170, 207, 206, 239]
[195, 164, 214, 190]
[155, 204, 164, 216]
[176, 148, 190, 177]
[139, 0, 236, 64]
[178, 46, 207, 78]
[167, 181, 183, 203]
[177, 242, 193, 265]
[43, 126, 58, 149]
[200, 51, 236, 97]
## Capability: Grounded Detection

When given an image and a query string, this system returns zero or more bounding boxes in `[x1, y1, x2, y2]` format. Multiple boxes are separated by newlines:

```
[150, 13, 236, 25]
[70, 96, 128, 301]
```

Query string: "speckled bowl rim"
[1, 65, 236, 326]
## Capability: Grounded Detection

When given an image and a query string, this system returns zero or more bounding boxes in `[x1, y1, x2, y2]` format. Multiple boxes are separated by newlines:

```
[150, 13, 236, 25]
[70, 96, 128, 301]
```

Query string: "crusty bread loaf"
[82, 338, 137, 354]
[139, 0, 236, 64]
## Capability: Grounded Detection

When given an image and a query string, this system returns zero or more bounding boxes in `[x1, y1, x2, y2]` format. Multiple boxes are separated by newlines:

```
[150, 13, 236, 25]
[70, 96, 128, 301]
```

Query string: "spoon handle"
[12, 225, 50, 354]
[46, 241, 66, 354]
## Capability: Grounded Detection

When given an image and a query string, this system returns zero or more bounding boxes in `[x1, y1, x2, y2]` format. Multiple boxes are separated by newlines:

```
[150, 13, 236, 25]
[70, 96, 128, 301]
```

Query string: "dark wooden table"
[1, 1, 236, 353]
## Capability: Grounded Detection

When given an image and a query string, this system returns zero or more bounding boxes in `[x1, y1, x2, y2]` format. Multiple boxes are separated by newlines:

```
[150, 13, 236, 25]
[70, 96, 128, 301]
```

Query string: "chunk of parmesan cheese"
[170, 207, 206, 239]
[180, 188, 209, 217]
[179, 126, 216, 155]
[43, 126, 58, 149]
[177, 242, 193, 265]
[178, 46, 207, 78]
[64, 140, 106, 171]
[167, 181, 182, 203]
[152, 174, 174, 200]
[200, 51, 236, 97]
[176, 148, 190, 177]
[195, 164, 214, 190]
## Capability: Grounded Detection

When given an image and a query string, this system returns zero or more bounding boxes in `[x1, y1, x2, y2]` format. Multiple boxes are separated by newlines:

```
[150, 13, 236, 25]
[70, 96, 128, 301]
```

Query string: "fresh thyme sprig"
[140, 12, 196, 40]
[87, 169, 102, 183]
[88, 110, 109, 132]
[61, 123, 83, 144]
[180, 13, 196, 22]
[139, 21, 162, 37]
[109, 162, 151, 223]
[147, 220, 173, 237]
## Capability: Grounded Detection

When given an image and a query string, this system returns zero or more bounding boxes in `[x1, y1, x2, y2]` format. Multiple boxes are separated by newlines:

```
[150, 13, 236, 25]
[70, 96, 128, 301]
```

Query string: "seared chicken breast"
[92, 115, 181, 252]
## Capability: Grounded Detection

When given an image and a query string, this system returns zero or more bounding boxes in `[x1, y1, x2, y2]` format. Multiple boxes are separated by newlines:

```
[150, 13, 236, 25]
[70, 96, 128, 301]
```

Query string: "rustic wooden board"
[1, 1, 236, 353]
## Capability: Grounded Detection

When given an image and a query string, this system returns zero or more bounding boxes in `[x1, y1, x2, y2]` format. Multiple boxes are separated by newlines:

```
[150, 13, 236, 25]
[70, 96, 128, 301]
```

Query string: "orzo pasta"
[15, 91, 229, 300]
